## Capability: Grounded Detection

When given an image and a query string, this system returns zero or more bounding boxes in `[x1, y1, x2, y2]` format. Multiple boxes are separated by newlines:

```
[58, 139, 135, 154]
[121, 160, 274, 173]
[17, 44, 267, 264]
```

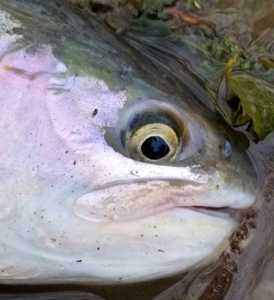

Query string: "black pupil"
[141, 136, 170, 160]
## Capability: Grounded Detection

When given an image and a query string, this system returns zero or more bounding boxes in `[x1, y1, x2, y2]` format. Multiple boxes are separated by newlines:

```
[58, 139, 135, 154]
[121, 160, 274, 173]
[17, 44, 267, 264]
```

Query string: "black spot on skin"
[92, 109, 98, 117]
[76, 260, 82, 263]
[73, 161, 76, 165]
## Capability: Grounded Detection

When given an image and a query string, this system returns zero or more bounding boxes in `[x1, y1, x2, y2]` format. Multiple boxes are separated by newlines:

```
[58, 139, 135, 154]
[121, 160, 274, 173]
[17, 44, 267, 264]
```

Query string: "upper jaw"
[72, 175, 256, 223]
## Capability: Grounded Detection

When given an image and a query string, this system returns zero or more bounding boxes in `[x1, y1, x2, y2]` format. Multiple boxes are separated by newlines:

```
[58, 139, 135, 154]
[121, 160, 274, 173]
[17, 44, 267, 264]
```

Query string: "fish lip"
[72, 178, 207, 223]
[73, 175, 248, 223]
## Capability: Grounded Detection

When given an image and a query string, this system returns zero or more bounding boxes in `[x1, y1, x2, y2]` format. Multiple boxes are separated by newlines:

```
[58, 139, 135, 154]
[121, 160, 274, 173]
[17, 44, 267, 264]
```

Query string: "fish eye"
[141, 136, 169, 160]
[126, 123, 179, 162]
[105, 100, 195, 164]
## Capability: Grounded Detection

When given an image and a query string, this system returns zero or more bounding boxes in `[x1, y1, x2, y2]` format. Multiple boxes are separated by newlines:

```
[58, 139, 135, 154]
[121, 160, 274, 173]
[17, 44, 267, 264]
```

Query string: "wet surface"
[66, 1, 274, 298]
[1, 0, 274, 299]
[0, 271, 188, 300]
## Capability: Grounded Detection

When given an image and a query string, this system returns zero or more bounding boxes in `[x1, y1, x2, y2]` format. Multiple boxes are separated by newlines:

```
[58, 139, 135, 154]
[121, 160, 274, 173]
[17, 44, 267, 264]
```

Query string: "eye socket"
[105, 100, 195, 164]
[126, 123, 179, 162]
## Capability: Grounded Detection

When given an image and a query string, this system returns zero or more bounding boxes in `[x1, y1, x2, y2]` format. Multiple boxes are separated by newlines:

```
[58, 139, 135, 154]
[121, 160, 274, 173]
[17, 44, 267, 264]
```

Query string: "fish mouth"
[73, 179, 252, 223]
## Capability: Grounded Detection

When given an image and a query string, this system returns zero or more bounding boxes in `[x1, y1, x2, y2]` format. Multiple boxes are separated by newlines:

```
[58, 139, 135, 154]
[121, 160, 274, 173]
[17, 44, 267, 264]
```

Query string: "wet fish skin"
[0, 0, 257, 284]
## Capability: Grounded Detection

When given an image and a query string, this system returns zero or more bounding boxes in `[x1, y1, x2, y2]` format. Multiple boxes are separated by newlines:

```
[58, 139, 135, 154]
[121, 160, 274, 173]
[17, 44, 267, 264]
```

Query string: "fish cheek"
[0, 44, 81, 219]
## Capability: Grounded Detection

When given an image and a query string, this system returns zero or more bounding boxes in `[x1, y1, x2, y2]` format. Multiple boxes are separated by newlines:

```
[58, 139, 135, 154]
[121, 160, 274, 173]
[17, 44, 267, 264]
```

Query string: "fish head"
[0, 0, 258, 283]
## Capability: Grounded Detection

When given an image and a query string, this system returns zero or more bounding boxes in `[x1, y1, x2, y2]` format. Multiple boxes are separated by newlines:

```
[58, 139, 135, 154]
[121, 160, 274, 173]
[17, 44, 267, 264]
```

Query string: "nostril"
[223, 141, 232, 157]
